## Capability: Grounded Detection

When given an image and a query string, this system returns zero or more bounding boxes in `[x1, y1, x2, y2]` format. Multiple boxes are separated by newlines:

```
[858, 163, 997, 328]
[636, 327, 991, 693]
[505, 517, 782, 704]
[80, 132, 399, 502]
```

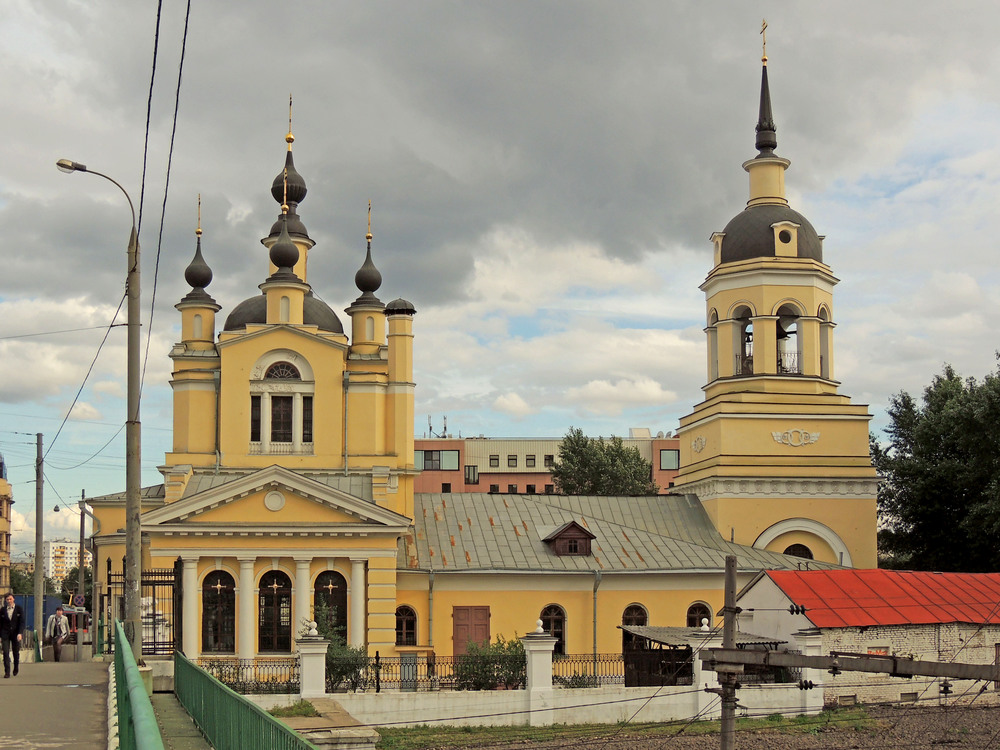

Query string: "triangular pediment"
[142, 465, 410, 534]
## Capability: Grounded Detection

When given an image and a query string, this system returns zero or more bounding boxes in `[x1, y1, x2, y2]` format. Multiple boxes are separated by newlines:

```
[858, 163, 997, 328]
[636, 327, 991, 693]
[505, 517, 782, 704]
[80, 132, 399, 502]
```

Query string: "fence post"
[297, 621, 330, 699]
[521, 620, 557, 726]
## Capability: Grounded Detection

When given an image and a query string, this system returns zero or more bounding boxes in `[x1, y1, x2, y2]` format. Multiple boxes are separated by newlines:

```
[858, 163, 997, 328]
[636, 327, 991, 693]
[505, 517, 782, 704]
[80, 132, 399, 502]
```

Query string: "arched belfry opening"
[732, 306, 754, 376]
[818, 306, 832, 380]
[775, 303, 801, 374]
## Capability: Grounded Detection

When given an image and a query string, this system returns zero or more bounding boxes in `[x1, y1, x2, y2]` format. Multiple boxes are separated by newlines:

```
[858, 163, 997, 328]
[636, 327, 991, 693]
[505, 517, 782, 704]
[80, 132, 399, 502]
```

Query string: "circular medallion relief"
[264, 491, 286, 512]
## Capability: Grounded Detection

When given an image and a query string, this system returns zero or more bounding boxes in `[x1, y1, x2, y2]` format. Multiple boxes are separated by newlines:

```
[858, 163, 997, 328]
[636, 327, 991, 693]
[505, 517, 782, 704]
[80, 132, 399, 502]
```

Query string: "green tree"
[311, 601, 369, 691]
[874, 362, 1000, 572]
[10, 567, 32, 595]
[551, 427, 658, 495]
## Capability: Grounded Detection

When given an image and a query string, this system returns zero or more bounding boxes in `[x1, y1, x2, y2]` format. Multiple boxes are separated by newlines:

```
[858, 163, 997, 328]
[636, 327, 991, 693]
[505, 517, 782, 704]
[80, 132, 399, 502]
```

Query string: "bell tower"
[673, 42, 877, 568]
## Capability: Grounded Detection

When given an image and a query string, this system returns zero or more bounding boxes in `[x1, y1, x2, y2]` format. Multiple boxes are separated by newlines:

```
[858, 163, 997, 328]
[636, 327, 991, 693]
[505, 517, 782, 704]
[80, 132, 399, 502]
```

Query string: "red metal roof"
[765, 570, 1000, 628]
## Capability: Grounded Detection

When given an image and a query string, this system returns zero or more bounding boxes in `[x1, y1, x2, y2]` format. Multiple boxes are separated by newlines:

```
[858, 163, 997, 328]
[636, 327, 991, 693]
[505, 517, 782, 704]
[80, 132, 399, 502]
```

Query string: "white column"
[182, 557, 199, 658]
[349, 558, 366, 647]
[294, 557, 311, 641]
[292, 392, 303, 452]
[261, 393, 271, 452]
[521, 622, 557, 727]
[238, 557, 256, 659]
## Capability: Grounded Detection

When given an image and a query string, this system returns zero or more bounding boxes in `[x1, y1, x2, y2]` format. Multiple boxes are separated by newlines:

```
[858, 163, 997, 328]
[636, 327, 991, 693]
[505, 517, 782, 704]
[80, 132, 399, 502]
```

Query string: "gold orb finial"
[761, 19, 768, 65]
[196, 194, 202, 236]
[366, 200, 373, 242]
[286, 94, 295, 149]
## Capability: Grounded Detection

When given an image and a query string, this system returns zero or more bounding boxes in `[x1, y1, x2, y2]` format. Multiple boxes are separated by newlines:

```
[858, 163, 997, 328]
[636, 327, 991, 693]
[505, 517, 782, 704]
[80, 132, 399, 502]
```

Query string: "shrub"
[309, 601, 370, 691]
[454, 634, 525, 691]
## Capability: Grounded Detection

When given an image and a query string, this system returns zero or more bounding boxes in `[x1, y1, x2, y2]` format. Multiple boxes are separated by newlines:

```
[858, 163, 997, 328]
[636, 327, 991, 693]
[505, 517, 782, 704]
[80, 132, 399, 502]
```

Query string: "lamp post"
[56, 158, 142, 660]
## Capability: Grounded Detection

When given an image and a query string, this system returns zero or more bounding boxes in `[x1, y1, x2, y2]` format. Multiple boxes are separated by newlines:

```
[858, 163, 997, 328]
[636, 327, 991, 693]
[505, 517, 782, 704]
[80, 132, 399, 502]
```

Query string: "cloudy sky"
[2, 2, 998, 557]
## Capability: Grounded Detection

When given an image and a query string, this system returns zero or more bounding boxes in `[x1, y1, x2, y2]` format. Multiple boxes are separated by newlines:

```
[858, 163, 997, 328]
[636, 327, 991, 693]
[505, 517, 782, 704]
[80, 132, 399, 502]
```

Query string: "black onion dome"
[355, 247, 382, 297]
[269, 215, 300, 272]
[271, 149, 307, 206]
[184, 237, 213, 290]
[719, 204, 823, 264]
[386, 297, 416, 315]
[222, 291, 343, 333]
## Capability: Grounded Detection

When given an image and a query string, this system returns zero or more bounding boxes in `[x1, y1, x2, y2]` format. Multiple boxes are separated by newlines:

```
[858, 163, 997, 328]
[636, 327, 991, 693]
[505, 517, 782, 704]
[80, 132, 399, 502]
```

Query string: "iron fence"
[197, 656, 300, 694]
[113, 621, 166, 750]
[105, 566, 177, 655]
[553, 653, 625, 687]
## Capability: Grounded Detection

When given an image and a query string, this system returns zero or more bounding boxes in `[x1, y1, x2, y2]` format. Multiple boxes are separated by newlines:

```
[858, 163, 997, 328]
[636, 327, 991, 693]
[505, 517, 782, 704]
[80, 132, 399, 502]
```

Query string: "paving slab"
[0, 660, 107, 749]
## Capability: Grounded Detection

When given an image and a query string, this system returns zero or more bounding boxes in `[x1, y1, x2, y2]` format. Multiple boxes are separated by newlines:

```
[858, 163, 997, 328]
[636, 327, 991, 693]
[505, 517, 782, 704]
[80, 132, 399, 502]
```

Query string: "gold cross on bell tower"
[761, 19, 768, 65]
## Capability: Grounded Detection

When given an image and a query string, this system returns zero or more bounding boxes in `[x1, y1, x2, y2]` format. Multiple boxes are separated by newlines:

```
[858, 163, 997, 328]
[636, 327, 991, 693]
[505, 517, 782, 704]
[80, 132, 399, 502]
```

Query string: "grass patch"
[375, 708, 877, 749]
[269, 700, 320, 718]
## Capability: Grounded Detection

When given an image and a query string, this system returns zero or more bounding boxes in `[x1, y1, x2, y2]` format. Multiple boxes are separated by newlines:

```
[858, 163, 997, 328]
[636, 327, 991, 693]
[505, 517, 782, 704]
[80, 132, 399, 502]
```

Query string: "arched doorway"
[258, 570, 292, 652]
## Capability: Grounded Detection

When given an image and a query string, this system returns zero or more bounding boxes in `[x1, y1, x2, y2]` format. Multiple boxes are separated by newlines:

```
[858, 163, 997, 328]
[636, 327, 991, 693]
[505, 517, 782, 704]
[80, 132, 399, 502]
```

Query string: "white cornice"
[673, 476, 878, 501]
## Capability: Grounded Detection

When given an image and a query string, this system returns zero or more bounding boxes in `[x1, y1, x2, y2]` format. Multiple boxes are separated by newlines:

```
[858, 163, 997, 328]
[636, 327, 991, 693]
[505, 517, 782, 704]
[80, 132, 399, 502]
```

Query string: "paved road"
[0, 660, 108, 749]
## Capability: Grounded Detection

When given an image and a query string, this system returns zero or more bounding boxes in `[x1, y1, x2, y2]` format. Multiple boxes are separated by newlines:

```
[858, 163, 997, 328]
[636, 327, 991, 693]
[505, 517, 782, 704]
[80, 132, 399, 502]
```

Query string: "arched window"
[365, 315, 375, 340]
[541, 605, 566, 655]
[314, 571, 348, 642]
[686, 602, 712, 629]
[622, 604, 648, 651]
[202, 571, 235, 653]
[707, 310, 719, 382]
[396, 606, 417, 646]
[784, 543, 814, 560]
[193, 313, 203, 339]
[249, 358, 314, 454]
[280, 295, 290, 322]
[258, 571, 292, 652]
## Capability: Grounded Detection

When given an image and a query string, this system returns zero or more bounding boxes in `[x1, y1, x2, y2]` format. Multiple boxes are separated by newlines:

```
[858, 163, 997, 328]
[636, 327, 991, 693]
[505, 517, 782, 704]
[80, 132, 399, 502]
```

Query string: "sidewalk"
[0, 660, 108, 749]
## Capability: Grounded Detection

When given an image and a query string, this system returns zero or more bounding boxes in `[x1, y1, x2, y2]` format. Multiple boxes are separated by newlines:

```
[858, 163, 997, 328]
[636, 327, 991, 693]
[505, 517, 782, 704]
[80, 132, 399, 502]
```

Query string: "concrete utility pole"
[33, 433, 43, 643]
[703, 559, 1000, 750]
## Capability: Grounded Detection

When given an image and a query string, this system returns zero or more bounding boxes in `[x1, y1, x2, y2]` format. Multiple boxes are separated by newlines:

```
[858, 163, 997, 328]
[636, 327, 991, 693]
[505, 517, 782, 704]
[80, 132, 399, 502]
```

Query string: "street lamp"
[56, 158, 142, 660]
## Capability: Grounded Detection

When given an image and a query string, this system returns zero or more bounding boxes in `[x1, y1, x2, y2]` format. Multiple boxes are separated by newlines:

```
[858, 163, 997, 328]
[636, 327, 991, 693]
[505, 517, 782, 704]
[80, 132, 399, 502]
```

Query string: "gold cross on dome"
[760, 19, 768, 64]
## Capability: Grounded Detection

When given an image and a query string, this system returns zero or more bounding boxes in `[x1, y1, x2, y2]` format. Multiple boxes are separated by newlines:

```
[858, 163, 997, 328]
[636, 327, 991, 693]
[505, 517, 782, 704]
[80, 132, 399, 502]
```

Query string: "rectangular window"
[489, 484, 499, 493]
[250, 396, 261, 441]
[414, 450, 425, 470]
[526, 455, 536, 468]
[489, 455, 500, 468]
[441, 483, 452, 493]
[508, 455, 518, 468]
[465, 465, 479, 484]
[441, 450, 460, 471]
[271, 396, 293, 442]
[544, 454, 555, 467]
[423, 451, 442, 470]
[659, 449, 680, 471]
[507, 484, 518, 493]
[526, 484, 536, 494]
[302, 396, 313, 442]
[545, 484, 554, 494]
[419, 450, 459, 471]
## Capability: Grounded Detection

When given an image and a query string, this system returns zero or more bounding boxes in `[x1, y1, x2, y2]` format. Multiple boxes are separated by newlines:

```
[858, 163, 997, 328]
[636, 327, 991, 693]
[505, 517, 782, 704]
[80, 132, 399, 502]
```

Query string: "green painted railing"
[174, 650, 320, 750]
[113, 621, 166, 750]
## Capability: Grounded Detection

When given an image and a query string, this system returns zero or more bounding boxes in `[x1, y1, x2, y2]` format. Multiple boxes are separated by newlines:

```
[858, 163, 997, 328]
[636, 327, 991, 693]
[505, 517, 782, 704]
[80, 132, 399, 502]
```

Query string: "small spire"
[367, 200, 373, 245]
[183, 195, 213, 295]
[760, 19, 768, 66]
[282, 168, 289, 215]
[354, 201, 383, 299]
[754, 22, 778, 157]
[286, 94, 294, 151]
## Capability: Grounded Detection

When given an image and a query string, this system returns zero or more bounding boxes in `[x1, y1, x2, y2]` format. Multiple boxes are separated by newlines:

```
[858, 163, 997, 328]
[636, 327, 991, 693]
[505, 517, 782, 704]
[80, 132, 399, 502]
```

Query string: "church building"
[89, 49, 877, 662]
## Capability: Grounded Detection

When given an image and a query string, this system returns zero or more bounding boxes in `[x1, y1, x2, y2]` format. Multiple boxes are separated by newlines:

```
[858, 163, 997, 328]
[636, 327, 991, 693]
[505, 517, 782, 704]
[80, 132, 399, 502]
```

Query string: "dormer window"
[543, 521, 596, 557]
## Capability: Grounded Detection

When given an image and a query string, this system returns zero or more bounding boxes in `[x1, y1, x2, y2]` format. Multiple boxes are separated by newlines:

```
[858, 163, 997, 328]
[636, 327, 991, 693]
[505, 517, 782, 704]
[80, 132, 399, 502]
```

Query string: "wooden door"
[452, 606, 490, 655]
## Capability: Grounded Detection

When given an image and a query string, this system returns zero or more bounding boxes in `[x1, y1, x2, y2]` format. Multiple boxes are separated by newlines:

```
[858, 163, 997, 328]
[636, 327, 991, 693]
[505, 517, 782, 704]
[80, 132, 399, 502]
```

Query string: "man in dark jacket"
[0, 592, 26, 677]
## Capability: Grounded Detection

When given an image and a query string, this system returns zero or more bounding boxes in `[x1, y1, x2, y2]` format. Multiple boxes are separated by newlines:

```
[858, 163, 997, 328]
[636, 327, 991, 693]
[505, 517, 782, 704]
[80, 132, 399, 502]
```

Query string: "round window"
[778, 229, 792, 244]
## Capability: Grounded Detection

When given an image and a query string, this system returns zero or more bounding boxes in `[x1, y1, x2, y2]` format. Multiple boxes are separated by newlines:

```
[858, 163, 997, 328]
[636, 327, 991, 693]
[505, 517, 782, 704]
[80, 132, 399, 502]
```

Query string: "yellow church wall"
[169, 374, 218, 458]
[185, 490, 373, 525]
[700, 495, 877, 568]
[367, 556, 398, 654]
[393, 573, 740, 656]
[345, 379, 387, 458]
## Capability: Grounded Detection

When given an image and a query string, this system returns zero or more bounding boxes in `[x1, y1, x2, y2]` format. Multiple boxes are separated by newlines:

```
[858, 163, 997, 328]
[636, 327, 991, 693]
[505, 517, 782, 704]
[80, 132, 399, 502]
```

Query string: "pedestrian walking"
[0, 592, 26, 677]
[45, 605, 71, 662]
